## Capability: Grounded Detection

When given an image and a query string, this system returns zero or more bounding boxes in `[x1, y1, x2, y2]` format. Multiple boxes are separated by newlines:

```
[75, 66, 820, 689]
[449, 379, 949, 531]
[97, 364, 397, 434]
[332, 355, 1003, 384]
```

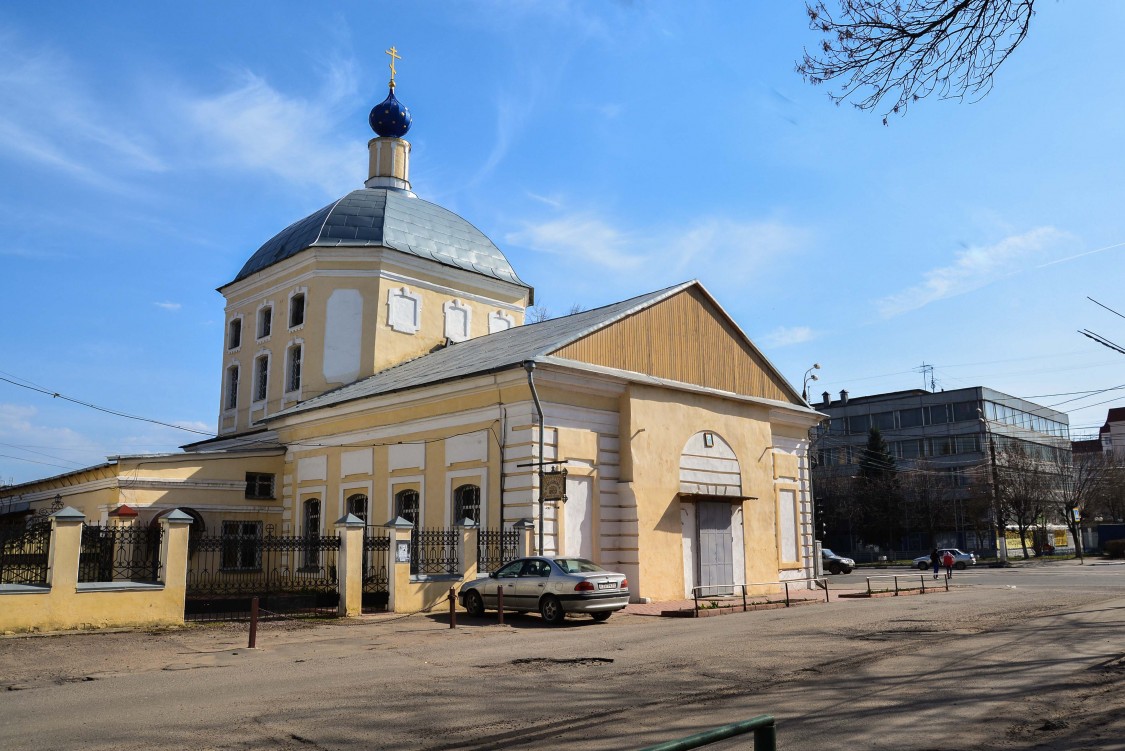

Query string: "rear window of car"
[554, 558, 606, 574]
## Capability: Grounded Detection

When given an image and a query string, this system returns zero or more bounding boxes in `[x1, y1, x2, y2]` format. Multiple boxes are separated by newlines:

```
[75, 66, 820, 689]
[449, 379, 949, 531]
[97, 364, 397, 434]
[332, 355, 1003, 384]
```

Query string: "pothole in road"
[511, 657, 614, 667]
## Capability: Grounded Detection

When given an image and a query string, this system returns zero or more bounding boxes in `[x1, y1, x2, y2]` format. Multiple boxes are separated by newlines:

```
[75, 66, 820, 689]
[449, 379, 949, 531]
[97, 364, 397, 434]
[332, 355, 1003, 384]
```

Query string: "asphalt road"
[1, 559, 1123, 750]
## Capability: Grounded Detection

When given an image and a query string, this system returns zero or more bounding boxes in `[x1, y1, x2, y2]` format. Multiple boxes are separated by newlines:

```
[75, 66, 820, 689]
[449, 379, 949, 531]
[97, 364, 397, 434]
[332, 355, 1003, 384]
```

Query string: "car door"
[486, 559, 524, 609]
[513, 559, 553, 610]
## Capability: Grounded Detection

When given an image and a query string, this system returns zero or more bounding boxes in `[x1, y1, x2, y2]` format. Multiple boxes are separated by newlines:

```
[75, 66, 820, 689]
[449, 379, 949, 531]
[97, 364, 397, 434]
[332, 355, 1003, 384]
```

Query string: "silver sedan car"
[459, 556, 629, 624]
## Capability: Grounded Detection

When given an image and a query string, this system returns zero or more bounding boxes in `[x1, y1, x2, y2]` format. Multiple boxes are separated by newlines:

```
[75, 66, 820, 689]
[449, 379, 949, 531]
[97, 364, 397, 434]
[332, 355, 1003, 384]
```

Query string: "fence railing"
[362, 530, 392, 612]
[79, 523, 162, 584]
[864, 573, 949, 595]
[411, 527, 460, 577]
[477, 528, 518, 573]
[638, 715, 776, 751]
[0, 521, 50, 586]
[186, 532, 339, 596]
[691, 578, 828, 616]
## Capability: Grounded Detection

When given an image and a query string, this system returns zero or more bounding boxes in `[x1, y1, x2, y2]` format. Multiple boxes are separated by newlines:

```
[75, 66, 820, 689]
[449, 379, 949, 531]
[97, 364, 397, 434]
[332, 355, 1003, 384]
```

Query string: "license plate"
[598, 581, 615, 590]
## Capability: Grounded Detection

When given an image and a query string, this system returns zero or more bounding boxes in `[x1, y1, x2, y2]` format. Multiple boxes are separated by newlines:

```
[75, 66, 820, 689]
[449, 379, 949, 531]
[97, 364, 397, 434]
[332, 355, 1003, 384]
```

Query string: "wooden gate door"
[697, 501, 734, 596]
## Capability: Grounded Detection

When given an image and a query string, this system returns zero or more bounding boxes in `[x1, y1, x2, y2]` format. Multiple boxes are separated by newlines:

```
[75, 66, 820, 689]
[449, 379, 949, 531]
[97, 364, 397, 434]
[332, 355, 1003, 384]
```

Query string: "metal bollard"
[248, 596, 259, 649]
[449, 586, 457, 629]
[497, 585, 505, 625]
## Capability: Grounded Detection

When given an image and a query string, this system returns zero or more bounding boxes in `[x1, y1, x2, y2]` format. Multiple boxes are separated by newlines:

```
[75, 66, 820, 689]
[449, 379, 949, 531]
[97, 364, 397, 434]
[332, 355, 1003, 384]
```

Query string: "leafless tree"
[994, 441, 1064, 559]
[798, 0, 1036, 122]
[898, 461, 955, 548]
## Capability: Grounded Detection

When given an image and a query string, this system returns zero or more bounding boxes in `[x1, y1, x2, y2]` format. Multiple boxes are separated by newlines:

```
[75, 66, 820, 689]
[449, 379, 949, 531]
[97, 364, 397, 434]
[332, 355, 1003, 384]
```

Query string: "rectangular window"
[847, 414, 870, 435]
[898, 439, 922, 459]
[872, 411, 895, 430]
[255, 355, 268, 402]
[289, 293, 306, 328]
[221, 521, 262, 571]
[287, 345, 302, 392]
[955, 434, 981, 454]
[257, 307, 272, 339]
[829, 417, 845, 434]
[225, 365, 239, 410]
[898, 408, 923, 429]
[227, 319, 242, 350]
[245, 472, 275, 500]
[952, 402, 978, 423]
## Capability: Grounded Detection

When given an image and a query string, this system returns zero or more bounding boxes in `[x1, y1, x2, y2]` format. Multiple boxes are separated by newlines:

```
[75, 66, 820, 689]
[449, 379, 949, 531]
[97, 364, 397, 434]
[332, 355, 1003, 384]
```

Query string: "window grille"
[255, 355, 268, 402]
[245, 472, 275, 500]
[220, 521, 262, 571]
[226, 365, 239, 410]
[453, 484, 480, 524]
[287, 345, 302, 392]
[257, 306, 272, 339]
[227, 318, 242, 350]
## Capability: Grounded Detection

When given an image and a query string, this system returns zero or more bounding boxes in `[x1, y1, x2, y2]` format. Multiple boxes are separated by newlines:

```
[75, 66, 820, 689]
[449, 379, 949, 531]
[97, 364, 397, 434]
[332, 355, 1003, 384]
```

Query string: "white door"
[563, 476, 593, 559]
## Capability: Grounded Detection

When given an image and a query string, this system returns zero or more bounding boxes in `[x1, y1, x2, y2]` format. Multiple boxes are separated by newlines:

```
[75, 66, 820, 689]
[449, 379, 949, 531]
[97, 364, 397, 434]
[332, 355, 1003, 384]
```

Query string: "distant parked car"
[458, 556, 629, 624]
[821, 548, 854, 575]
[912, 549, 976, 571]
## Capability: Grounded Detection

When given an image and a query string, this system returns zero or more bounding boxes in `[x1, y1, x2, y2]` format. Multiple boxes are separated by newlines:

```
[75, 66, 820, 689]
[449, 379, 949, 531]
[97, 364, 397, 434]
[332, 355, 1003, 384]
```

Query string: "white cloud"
[875, 227, 1072, 318]
[506, 210, 811, 285]
[180, 65, 362, 196]
[0, 29, 164, 187]
[154, 302, 182, 311]
[757, 325, 816, 348]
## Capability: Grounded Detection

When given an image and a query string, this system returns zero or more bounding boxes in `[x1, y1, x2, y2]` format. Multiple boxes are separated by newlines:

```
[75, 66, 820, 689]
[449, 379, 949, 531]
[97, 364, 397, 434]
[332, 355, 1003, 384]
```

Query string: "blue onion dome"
[369, 86, 411, 138]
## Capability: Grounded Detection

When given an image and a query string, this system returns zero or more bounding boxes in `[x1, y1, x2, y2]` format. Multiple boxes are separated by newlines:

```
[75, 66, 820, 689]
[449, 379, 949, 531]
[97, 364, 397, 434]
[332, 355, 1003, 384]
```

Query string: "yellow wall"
[0, 516, 190, 634]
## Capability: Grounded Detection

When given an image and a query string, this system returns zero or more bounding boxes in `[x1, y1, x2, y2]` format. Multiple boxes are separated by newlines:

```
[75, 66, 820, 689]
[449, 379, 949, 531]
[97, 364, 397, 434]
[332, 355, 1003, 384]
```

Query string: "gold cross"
[385, 46, 402, 86]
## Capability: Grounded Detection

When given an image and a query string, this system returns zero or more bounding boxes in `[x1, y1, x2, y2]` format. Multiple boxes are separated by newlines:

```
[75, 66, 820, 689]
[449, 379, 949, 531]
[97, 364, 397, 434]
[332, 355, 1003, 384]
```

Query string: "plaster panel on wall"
[324, 289, 362, 383]
[298, 455, 328, 482]
[445, 431, 487, 465]
[341, 449, 373, 478]
[388, 442, 425, 471]
[778, 488, 798, 562]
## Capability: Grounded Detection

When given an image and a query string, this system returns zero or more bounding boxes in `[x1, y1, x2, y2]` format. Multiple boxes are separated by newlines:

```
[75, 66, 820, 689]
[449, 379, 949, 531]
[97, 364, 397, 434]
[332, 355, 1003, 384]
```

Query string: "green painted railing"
[638, 715, 776, 751]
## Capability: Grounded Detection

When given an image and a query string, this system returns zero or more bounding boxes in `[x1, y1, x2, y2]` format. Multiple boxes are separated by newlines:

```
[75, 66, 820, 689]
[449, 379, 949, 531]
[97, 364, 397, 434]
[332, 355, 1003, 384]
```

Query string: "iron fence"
[0, 520, 50, 586]
[79, 523, 162, 584]
[362, 529, 391, 612]
[477, 528, 518, 573]
[412, 527, 460, 577]
[184, 528, 339, 621]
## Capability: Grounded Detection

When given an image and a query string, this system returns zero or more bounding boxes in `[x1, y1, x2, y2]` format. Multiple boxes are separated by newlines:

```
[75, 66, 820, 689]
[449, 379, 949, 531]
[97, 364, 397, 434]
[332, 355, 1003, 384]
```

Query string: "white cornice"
[222, 246, 529, 309]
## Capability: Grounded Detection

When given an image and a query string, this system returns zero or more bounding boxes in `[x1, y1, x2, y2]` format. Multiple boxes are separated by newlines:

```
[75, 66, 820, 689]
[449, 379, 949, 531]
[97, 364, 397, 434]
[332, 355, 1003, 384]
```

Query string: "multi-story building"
[811, 386, 1071, 554]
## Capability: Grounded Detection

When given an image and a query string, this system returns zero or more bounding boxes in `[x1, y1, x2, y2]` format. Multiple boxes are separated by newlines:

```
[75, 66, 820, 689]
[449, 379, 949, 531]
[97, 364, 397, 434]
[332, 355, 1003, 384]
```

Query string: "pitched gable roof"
[267, 280, 806, 421]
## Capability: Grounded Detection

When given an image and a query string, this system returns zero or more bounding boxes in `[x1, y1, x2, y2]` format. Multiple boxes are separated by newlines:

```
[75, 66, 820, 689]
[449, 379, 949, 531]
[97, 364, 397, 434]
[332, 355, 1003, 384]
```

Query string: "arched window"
[395, 489, 419, 527]
[346, 493, 368, 523]
[453, 484, 480, 525]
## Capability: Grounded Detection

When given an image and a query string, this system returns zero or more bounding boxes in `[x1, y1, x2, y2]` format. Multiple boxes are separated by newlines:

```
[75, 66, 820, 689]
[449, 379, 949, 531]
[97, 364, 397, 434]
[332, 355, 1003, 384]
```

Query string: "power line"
[1088, 296, 1125, 321]
[0, 375, 216, 438]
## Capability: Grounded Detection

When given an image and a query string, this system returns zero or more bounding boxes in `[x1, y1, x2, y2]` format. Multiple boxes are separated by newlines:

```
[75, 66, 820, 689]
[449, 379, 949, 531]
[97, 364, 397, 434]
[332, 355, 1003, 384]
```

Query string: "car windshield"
[554, 558, 606, 574]
[822, 549, 835, 557]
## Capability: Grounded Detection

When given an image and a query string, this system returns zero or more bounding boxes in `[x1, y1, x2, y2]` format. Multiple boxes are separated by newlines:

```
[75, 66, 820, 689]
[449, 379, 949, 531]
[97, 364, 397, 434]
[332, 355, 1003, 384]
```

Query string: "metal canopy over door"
[697, 501, 735, 596]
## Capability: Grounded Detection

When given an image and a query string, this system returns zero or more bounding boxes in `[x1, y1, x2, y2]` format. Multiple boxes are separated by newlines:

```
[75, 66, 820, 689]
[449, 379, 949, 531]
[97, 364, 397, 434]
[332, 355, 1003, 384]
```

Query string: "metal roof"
[226, 188, 530, 289]
[268, 282, 697, 420]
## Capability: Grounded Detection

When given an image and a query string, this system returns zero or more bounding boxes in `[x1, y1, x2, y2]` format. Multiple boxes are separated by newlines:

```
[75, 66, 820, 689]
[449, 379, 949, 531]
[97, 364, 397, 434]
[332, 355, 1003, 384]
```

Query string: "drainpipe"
[523, 361, 545, 555]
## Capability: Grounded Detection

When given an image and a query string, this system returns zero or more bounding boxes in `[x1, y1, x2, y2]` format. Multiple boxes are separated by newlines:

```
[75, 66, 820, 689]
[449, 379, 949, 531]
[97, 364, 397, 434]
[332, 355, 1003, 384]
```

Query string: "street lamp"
[802, 363, 821, 403]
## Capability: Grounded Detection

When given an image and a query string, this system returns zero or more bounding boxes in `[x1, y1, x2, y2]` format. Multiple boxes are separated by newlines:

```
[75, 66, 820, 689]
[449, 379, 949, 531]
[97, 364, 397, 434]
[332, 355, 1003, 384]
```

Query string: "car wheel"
[918, 562, 929, 571]
[591, 611, 612, 622]
[539, 595, 566, 625]
[828, 563, 841, 575]
[464, 590, 485, 616]
[842, 567, 853, 575]
[955, 561, 967, 571]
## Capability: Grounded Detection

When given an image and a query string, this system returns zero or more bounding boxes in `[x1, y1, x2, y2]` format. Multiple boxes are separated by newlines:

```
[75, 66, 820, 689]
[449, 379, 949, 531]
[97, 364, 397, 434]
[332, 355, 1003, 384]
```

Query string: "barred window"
[453, 484, 480, 524]
[395, 489, 419, 527]
[221, 521, 261, 571]
[286, 344, 302, 392]
[245, 472, 275, 500]
[346, 494, 368, 522]
[303, 499, 321, 570]
[255, 355, 269, 402]
[225, 365, 239, 410]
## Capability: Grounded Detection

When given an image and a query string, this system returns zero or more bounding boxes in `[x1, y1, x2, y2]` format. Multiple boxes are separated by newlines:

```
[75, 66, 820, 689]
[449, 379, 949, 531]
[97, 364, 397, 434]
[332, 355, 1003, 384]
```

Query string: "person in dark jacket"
[930, 548, 940, 580]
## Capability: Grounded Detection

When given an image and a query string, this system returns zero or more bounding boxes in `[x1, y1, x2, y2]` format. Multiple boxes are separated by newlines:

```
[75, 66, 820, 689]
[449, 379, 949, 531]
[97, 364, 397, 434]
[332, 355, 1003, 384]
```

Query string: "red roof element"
[110, 504, 139, 517]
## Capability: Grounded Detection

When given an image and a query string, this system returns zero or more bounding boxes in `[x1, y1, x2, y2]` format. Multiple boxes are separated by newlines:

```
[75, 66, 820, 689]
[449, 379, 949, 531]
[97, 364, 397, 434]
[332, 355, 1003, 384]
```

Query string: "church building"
[1, 62, 821, 603]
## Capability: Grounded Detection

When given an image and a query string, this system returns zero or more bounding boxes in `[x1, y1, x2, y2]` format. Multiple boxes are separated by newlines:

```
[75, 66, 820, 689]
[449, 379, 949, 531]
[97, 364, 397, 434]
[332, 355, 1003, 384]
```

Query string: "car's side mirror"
[488, 572, 497, 579]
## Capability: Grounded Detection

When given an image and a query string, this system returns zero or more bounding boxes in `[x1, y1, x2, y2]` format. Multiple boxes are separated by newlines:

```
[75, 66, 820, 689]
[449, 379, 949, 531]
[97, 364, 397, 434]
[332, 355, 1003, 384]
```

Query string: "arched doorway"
[679, 431, 746, 597]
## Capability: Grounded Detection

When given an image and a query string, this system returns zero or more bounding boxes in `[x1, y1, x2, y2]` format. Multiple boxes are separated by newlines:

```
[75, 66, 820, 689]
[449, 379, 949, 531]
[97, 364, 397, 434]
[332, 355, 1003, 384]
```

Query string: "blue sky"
[2, 2, 1124, 485]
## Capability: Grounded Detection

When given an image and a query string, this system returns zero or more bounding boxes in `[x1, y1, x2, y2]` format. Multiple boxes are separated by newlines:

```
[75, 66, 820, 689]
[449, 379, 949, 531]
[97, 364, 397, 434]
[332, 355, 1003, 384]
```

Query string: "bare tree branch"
[797, 0, 1036, 122]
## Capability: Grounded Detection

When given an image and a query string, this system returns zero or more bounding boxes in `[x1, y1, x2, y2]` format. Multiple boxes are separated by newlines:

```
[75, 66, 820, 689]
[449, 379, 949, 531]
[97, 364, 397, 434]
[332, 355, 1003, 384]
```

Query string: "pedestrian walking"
[942, 550, 955, 579]
[930, 548, 940, 579]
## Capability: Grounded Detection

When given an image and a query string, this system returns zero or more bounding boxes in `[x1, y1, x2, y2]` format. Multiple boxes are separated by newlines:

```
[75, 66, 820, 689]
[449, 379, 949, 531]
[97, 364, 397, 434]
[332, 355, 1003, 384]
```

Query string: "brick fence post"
[513, 518, 535, 559]
[457, 518, 478, 584]
[383, 516, 414, 614]
[48, 507, 86, 590]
